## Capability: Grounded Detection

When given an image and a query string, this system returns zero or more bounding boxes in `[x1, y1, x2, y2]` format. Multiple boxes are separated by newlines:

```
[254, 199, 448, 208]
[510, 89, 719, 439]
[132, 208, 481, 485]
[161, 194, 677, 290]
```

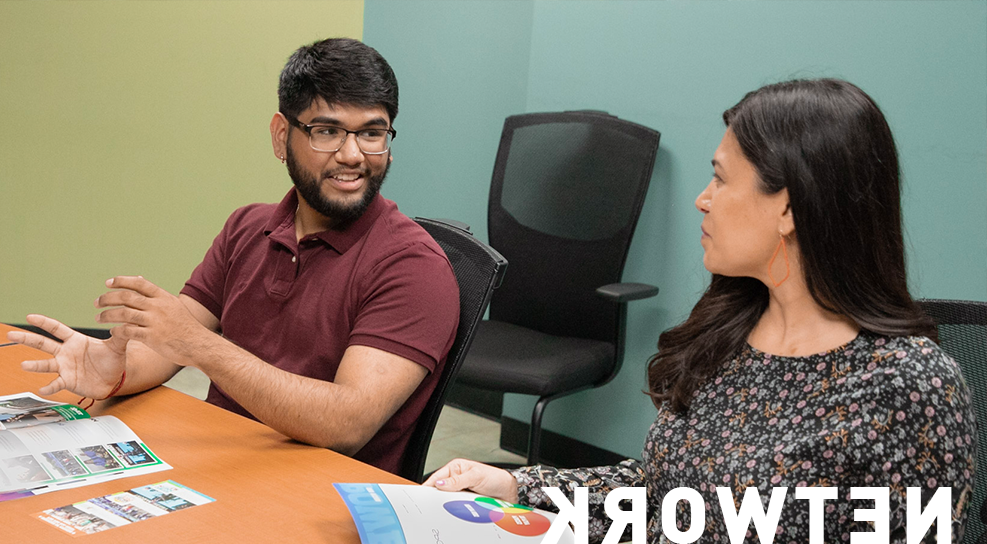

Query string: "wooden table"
[0, 324, 406, 543]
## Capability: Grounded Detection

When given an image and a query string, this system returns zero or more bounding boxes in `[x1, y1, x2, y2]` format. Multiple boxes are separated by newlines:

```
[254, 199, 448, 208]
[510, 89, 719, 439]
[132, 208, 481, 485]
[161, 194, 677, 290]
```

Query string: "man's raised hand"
[7, 313, 128, 398]
[95, 276, 209, 366]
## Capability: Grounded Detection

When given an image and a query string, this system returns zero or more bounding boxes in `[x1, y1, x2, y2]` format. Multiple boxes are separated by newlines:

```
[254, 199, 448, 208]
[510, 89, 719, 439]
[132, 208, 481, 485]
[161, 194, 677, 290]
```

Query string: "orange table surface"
[0, 323, 406, 543]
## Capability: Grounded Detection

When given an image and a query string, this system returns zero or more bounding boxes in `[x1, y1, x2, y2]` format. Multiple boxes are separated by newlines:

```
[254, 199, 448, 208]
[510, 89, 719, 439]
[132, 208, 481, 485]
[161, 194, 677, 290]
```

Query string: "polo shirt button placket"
[291, 248, 303, 278]
[269, 248, 297, 298]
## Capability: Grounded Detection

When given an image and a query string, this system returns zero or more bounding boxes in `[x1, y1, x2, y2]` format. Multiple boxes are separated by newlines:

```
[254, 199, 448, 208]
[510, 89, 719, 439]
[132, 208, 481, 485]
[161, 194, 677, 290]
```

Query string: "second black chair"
[456, 111, 661, 465]
[918, 298, 987, 544]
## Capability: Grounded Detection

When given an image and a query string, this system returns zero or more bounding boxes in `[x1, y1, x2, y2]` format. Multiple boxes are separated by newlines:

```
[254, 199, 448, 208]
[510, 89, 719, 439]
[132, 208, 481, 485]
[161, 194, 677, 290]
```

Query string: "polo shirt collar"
[264, 188, 385, 254]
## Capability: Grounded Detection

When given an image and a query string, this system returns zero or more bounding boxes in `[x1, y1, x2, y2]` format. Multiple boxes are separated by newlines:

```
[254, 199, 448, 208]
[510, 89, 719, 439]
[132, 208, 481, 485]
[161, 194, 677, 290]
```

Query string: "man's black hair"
[278, 38, 398, 123]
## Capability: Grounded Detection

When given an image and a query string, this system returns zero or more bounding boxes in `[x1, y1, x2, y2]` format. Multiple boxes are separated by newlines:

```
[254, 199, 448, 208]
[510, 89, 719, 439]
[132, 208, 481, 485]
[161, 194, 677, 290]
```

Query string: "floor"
[163, 367, 526, 474]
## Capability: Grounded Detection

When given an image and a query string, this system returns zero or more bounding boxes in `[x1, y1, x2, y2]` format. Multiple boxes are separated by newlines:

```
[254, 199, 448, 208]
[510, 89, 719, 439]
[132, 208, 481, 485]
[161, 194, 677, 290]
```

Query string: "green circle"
[476, 497, 532, 511]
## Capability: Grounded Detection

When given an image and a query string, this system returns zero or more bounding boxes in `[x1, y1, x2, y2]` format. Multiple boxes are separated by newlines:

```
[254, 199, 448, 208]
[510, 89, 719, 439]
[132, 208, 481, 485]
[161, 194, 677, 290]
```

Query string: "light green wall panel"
[0, 0, 364, 328]
[364, 0, 987, 459]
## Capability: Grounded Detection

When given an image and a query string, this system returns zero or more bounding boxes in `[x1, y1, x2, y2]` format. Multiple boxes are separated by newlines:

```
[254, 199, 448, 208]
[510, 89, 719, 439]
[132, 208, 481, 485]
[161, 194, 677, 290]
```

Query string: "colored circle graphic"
[444, 500, 504, 523]
[443, 498, 551, 537]
[477, 497, 533, 515]
[494, 511, 552, 536]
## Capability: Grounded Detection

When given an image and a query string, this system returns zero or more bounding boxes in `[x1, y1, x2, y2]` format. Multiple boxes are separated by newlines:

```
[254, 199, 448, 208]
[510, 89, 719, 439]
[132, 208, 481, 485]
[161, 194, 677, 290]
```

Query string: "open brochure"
[0, 392, 170, 501]
[334, 483, 574, 544]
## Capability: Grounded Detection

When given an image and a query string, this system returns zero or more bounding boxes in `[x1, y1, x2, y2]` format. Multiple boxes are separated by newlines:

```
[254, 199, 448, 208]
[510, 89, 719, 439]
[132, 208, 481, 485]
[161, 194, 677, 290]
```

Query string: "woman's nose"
[695, 182, 712, 213]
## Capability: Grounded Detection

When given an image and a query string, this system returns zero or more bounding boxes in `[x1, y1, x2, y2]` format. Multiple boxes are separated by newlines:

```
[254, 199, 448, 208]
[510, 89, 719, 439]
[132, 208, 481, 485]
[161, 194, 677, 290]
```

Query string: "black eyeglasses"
[285, 116, 396, 155]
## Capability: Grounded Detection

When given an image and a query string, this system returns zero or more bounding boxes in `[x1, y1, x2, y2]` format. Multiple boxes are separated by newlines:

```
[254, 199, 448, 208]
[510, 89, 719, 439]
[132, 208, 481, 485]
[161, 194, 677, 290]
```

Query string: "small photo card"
[36, 480, 214, 536]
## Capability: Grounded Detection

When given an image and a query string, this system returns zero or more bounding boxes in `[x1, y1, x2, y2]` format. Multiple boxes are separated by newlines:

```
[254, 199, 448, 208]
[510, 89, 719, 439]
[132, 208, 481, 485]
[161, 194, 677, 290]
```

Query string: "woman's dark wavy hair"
[647, 78, 937, 412]
[278, 38, 398, 123]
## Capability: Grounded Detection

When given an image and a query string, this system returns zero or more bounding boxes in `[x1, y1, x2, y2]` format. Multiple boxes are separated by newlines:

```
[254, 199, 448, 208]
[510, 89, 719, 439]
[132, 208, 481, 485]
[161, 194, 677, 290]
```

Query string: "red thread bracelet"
[78, 370, 127, 411]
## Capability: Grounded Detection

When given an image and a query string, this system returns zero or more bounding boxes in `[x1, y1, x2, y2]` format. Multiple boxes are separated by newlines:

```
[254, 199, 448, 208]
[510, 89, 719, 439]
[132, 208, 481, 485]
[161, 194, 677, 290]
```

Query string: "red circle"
[493, 511, 552, 536]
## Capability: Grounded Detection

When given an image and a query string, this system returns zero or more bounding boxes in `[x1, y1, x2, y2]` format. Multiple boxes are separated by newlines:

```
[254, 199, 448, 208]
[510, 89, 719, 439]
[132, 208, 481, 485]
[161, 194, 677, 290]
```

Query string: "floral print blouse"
[512, 333, 976, 543]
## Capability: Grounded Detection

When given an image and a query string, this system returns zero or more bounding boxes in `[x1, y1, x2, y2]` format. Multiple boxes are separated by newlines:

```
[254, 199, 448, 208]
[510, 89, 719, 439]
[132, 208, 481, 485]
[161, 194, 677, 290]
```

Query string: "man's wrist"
[173, 325, 220, 369]
[99, 369, 127, 400]
[181, 329, 238, 375]
[77, 370, 127, 410]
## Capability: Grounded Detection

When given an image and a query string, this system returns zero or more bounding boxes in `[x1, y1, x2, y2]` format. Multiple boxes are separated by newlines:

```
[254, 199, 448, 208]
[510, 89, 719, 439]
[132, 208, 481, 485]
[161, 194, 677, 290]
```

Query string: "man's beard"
[285, 144, 390, 231]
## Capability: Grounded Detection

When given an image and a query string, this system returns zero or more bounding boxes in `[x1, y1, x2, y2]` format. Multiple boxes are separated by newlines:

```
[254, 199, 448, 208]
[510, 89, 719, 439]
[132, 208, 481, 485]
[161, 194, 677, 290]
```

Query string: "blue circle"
[442, 500, 503, 523]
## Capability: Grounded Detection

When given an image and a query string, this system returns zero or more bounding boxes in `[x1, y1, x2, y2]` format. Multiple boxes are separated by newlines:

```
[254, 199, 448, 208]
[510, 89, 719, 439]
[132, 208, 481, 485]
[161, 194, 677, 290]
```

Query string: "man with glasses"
[8, 38, 460, 475]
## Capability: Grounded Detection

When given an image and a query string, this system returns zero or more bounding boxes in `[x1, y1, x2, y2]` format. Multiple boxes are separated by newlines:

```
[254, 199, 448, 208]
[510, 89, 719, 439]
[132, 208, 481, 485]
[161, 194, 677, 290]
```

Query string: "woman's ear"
[778, 189, 795, 237]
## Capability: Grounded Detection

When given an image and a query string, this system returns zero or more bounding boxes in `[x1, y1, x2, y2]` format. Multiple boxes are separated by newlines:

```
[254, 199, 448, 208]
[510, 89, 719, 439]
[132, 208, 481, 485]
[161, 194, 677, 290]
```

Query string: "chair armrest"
[596, 282, 659, 303]
[415, 217, 472, 234]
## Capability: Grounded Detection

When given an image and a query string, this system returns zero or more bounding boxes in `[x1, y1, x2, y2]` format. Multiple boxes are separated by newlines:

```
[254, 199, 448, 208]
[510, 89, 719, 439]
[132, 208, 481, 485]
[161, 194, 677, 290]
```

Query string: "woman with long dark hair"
[426, 79, 975, 543]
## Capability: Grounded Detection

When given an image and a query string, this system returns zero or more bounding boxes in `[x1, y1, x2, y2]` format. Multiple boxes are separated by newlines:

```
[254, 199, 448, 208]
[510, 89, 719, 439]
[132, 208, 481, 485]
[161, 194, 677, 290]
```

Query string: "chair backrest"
[919, 298, 987, 544]
[398, 218, 508, 482]
[487, 110, 660, 344]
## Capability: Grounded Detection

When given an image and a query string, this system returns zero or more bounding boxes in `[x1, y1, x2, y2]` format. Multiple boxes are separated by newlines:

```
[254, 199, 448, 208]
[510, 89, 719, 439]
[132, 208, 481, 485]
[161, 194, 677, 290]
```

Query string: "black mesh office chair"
[398, 218, 507, 482]
[456, 111, 661, 465]
[919, 299, 987, 544]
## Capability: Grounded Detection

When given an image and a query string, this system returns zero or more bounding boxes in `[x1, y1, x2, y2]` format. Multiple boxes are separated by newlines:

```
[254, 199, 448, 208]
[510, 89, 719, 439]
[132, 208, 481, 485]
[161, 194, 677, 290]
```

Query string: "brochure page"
[334, 483, 574, 544]
[0, 415, 170, 499]
[0, 392, 90, 431]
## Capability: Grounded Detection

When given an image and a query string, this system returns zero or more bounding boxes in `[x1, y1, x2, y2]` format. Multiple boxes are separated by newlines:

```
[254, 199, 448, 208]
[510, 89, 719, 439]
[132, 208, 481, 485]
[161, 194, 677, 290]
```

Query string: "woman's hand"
[423, 458, 520, 504]
[7, 314, 128, 398]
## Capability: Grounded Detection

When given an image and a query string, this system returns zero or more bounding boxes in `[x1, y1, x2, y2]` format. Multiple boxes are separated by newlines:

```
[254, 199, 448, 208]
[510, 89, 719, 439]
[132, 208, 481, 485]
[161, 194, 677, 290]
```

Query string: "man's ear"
[270, 112, 289, 161]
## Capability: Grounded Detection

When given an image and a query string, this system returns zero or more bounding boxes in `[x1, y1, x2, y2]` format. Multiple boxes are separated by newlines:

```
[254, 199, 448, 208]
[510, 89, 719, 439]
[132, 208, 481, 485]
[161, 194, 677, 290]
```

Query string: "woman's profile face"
[694, 129, 792, 282]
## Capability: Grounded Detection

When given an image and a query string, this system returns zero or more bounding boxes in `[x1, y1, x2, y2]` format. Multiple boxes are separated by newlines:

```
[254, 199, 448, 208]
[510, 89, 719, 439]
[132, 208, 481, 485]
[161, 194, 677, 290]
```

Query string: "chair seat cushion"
[457, 320, 616, 396]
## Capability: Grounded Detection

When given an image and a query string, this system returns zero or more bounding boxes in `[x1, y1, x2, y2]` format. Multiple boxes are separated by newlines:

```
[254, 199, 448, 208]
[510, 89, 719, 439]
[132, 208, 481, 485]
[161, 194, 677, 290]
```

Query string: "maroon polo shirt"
[180, 189, 459, 474]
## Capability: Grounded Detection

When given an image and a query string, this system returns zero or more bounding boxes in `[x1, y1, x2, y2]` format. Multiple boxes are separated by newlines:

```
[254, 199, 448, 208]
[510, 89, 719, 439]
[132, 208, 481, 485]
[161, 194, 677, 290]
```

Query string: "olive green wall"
[0, 0, 364, 327]
[364, 0, 987, 459]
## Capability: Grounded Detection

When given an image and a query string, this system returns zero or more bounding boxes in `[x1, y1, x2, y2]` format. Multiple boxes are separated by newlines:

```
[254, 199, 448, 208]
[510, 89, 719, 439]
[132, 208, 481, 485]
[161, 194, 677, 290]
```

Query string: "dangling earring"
[768, 234, 790, 287]
[280, 154, 286, 164]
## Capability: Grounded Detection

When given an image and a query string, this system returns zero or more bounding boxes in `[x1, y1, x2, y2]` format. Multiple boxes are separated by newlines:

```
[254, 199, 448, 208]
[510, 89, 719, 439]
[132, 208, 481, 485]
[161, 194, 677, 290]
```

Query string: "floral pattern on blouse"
[512, 333, 976, 543]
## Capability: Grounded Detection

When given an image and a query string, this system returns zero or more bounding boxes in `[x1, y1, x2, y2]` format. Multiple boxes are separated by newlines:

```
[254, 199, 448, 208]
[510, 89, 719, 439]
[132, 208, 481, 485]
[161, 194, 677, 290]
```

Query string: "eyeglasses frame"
[284, 114, 396, 155]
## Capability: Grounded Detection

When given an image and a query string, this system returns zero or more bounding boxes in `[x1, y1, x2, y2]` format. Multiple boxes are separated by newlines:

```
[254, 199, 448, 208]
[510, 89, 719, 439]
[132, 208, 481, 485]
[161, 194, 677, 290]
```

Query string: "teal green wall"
[365, 0, 987, 459]
[365, 0, 535, 240]
[0, 0, 364, 327]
